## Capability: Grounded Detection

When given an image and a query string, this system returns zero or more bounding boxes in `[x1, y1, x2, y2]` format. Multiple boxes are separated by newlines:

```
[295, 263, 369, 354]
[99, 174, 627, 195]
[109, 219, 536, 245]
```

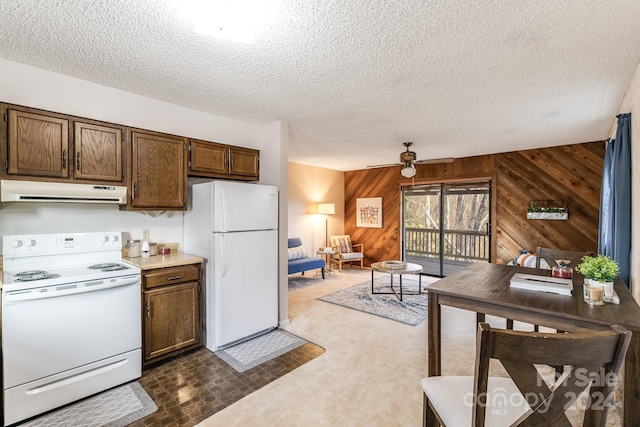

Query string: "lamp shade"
[401, 164, 416, 178]
[318, 203, 335, 215]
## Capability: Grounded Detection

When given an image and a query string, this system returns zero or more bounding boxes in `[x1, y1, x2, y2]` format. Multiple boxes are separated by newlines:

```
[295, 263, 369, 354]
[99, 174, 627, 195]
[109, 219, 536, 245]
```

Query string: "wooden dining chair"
[421, 322, 630, 427]
[480, 247, 596, 332]
[521, 247, 595, 333]
[535, 247, 594, 270]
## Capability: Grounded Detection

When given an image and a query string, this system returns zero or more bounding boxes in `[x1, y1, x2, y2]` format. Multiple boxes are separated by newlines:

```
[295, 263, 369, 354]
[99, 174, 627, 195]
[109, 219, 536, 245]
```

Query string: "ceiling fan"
[367, 142, 455, 178]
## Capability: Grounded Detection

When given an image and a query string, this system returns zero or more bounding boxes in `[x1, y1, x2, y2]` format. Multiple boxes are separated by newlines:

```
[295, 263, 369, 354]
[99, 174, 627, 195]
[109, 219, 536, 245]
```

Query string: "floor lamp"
[317, 203, 335, 249]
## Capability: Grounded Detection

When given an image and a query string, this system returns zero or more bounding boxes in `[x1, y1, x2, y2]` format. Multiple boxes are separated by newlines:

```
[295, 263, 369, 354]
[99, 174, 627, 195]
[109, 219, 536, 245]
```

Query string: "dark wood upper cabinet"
[229, 146, 260, 178]
[128, 129, 187, 210]
[190, 139, 228, 175]
[74, 121, 123, 182]
[2, 103, 260, 209]
[7, 109, 70, 178]
[4, 105, 126, 185]
[189, 139, 259, 181]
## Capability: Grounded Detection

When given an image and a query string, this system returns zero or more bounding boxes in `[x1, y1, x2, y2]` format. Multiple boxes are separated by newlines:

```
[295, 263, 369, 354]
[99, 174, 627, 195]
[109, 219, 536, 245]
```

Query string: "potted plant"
[575, 254, 619, 283]
[575, 255, 619, 303]
[526, 200, 569, 220]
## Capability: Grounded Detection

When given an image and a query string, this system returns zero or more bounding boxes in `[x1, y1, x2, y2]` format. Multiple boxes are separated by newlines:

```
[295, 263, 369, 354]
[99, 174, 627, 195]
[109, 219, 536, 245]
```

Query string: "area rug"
[317, 276, 429, 325]
[20, 381, 157, 427]
[216, 329, 308, 373]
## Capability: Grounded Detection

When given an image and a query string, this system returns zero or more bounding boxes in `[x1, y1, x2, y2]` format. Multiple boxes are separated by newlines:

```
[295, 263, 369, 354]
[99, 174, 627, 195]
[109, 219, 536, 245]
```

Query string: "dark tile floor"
[129, 342, 325, 427]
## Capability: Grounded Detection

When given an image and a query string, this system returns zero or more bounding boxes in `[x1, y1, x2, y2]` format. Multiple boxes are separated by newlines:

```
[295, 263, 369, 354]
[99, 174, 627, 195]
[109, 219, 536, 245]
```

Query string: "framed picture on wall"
[356, 197, 382, 228]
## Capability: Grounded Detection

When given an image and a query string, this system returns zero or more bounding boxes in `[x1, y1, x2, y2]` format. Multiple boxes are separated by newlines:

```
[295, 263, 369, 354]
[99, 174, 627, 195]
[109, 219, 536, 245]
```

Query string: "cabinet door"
[7, 109, 70, 178]
[229, 146, 259, 179]
[144, 282, 200, 361]
[74, 122, 123, 182]
[190, 139, 228, 175]
[131, 130, 187, 209]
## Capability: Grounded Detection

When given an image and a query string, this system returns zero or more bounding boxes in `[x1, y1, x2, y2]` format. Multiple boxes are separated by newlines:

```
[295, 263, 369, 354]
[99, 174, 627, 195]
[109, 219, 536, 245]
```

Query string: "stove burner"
[15, 273, 61, 282]
[88, 263, 129, 272]
[88, 263, 119, 269]
[102, 265, 129, 272]
[15, 270, 48, 277]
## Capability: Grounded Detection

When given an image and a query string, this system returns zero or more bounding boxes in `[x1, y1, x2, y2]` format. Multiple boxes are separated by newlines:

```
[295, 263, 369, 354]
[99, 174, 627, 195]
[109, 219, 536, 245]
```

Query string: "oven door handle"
[2, 275, 141, 304]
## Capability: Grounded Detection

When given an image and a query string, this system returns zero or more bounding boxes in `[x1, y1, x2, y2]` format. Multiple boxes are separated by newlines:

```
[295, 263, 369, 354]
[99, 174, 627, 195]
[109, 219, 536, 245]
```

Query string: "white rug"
[216, 329, 308, 373]
[19, 382, 157, 427]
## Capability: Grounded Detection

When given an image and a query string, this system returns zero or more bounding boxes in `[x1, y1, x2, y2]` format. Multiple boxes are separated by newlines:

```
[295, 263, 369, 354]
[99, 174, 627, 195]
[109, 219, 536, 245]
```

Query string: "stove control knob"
[109, 235, 118, 242]
[101, 235, 109, 243]
[24, 239, 36, 247]
[11, 239, 23, 247]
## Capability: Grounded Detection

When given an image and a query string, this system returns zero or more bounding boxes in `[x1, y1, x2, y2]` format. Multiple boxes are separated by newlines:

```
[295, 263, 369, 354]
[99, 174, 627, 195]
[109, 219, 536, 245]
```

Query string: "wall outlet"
[142, 228, 150, 241]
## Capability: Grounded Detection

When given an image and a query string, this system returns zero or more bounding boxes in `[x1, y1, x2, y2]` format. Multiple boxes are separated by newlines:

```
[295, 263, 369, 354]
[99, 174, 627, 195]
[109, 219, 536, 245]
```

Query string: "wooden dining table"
[426, 262, 640, 426]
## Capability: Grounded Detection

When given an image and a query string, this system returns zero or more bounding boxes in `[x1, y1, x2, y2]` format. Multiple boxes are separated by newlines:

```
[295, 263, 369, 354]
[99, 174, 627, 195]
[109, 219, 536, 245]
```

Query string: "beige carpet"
[196, 268, 623, 426]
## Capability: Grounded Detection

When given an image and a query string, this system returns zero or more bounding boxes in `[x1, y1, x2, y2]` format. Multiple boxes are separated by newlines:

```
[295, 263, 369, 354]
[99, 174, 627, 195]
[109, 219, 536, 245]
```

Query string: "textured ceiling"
[1, 0, 639, 171]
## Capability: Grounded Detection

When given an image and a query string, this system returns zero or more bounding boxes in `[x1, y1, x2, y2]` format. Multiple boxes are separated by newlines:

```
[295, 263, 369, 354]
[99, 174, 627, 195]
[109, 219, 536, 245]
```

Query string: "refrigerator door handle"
[217, 184, 227, 232]
[220, 197, 226, 232]
[215, 234, 228, 277]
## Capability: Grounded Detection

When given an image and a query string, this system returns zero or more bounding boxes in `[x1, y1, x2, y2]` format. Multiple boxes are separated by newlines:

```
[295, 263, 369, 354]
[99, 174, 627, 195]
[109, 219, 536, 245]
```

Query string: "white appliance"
[184, 181, 278, 351]
[2, 232, 142, 425]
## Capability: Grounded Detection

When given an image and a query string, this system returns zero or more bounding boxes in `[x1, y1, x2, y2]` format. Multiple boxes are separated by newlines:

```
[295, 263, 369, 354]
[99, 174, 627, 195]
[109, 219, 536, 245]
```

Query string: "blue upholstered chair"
[287, 238, 325, 279]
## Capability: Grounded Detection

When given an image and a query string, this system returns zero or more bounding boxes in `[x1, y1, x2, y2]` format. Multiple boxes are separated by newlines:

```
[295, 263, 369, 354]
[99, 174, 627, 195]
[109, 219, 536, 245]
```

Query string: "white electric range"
[2, 231, 142, 425]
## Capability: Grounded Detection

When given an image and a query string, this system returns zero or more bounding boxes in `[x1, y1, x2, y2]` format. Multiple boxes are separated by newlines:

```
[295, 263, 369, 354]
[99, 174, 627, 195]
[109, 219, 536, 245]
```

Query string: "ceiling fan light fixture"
[401, 163, 416, 178]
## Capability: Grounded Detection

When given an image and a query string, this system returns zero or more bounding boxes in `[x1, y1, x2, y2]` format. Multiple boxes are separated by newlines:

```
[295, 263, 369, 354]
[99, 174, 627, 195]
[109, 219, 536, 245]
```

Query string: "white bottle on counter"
[141, 240, 150, 258]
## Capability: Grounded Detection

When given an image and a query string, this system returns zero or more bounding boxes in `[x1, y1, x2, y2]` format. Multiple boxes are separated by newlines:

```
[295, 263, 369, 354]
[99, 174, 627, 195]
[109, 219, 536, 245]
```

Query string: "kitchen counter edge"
[123, 253, 203, 270]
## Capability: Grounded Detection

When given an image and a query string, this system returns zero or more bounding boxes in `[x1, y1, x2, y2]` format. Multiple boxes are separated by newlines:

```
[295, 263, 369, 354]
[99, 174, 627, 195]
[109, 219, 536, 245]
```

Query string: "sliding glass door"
[402, 181, 491, 276]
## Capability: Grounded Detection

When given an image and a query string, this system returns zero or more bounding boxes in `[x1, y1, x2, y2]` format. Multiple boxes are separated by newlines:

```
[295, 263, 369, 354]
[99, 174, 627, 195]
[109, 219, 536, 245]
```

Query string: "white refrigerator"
[184, 180, 279, 351]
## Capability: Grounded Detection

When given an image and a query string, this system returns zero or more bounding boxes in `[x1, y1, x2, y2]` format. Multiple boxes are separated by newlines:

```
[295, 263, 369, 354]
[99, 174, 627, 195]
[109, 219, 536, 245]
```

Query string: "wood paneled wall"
[344, 141, 605, 267]
[494, 142, 604, 264]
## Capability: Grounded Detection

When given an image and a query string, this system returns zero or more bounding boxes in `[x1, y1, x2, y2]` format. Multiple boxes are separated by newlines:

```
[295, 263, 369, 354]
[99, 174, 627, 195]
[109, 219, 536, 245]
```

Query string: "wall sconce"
[317, 203, 335, 248]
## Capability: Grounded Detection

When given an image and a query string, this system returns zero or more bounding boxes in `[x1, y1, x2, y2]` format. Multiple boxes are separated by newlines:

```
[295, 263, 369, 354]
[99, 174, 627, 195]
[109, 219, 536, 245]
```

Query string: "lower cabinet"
[142, 264, 202, 365]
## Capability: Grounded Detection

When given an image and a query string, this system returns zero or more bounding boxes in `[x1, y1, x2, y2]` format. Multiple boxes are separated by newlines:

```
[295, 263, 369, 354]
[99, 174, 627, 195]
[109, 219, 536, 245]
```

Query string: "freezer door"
[213, 181, 278, 232]
[212, 230, 278, 348]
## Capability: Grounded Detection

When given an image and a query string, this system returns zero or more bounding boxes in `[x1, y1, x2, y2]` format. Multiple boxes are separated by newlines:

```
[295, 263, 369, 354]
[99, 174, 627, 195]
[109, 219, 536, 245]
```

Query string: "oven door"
[2, 274, 141, 389]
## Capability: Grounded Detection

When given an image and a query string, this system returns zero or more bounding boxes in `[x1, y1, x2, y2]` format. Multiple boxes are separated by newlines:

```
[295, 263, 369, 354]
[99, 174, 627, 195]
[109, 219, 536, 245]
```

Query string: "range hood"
[1, 180, 127, 204]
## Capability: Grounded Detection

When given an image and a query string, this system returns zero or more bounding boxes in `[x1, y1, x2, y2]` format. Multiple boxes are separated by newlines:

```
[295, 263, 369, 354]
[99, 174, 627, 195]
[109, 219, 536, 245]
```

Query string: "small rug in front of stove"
[19, 381, 157, 427]
[215, 329, 308, 373]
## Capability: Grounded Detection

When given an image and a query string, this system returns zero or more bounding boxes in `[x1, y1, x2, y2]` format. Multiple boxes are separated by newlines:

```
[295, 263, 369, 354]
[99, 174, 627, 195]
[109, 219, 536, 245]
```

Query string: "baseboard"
[279, 318, 290, 327]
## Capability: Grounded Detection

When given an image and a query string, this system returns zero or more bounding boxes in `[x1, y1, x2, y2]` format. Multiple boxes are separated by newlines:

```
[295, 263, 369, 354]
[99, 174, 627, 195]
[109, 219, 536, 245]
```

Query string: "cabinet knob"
[62, 150, 67, 169]
[76, 152, 81, 170]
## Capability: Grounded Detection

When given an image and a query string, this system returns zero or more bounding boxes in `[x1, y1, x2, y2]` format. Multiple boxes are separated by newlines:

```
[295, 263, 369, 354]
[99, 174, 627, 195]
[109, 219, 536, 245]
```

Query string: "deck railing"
[405, 227, 489, 262]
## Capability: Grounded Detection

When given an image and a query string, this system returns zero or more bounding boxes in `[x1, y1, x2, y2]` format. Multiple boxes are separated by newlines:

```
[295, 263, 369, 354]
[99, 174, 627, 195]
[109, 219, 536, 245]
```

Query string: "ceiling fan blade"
[414, 157, 455, 165]
[366, 163, 402, 168]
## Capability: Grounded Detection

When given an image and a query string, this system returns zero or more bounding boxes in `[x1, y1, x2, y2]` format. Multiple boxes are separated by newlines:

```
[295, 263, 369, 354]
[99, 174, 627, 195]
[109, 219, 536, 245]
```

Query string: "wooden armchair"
[329, 235, 364, 272]
[421, 322, 631, 426]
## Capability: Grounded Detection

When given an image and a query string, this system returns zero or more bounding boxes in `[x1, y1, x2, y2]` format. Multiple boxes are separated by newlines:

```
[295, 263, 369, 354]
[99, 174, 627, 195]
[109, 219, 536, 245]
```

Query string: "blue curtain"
[598, 113, 632, 285]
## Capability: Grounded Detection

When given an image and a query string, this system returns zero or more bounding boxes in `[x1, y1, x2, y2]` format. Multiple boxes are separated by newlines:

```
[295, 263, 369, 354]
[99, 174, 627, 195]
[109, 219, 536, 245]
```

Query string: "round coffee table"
[370, 261, 423, 301]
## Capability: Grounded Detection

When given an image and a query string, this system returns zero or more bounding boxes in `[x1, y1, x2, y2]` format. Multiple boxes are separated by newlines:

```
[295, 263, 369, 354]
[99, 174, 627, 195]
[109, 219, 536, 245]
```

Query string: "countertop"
[0, 254, 203, 287]
[123, 252, 203, 270]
